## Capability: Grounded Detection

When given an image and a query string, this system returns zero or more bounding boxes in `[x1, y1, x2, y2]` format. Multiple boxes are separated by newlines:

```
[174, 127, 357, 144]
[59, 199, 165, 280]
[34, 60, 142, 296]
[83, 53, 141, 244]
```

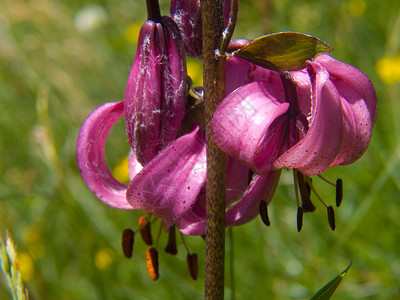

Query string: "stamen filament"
[305, 177, 328, 208]
[155, 221, 163, 249]
[317, 174, 336, 186]
[297, 172, 315, 212]
[293, 170, 301, 208]
[180, 232, 191, 253]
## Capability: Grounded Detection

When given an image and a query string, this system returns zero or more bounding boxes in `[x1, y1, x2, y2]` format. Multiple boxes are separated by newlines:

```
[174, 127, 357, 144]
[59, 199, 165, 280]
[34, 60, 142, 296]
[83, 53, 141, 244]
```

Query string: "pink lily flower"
[211, 54, 377, 230]
[211, 54, 377, 176]
[77, 99, 278, 235]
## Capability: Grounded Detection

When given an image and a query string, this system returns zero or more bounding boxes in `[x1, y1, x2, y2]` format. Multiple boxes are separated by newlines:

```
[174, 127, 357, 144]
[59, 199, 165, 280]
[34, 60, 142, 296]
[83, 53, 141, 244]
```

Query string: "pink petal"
[226, 56, 251, 94]
[126, 127, 207, 230]
[178, 156, 250, 235]
[226, 157, 250, 206]
[273, 62, 344, 175]
[77, 101, 132, 209]
[226, 56, 283, 96]
[128, 149, 143, 181]
[314, 55, 377, 166]
[179, 170, 279, 235]
[225, 170, 279, 226]
[177, 189, 206, 235]
[211, 81, 289, 174]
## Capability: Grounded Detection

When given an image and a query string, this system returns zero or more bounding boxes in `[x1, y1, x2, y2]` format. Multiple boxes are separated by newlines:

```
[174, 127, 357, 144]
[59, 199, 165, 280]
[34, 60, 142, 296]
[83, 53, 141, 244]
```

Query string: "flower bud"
[170, 0, 231, 58]
[170, 0, 202, 58]
[124, 16, 187, 165]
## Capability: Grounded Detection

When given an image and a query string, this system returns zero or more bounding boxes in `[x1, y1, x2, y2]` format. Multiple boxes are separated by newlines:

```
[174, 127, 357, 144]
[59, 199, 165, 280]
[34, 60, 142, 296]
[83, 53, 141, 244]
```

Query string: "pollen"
[138, 216, 153, 246]
[146, 248, 159, 281]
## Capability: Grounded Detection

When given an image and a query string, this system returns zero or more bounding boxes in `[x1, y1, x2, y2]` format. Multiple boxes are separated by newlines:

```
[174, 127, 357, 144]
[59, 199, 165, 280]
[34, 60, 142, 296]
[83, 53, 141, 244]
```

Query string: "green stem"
[202, 0, 226, 299]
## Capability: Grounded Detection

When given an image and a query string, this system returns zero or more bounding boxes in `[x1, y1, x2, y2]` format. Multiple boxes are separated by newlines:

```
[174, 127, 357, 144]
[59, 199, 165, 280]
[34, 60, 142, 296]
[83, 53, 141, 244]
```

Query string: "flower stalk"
[202, 0, 226, 298]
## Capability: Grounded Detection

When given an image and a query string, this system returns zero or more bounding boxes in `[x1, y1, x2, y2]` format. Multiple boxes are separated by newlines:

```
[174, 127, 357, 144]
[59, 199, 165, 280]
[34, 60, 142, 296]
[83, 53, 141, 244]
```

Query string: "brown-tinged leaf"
[235, 32, 333, 71]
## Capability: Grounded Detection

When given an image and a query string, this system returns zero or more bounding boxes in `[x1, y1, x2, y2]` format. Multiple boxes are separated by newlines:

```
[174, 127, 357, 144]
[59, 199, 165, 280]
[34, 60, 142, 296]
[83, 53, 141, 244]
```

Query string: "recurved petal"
[126, 126, 207, 230]
[128, 149, 143, 181]
[211, 81, 289, 174]
[76, 101, 132, 209]
[177, 190, 206, 235]
[225, 170, 279, 226]
[314, 55, 377, 166]
[273, 61, 344, 175]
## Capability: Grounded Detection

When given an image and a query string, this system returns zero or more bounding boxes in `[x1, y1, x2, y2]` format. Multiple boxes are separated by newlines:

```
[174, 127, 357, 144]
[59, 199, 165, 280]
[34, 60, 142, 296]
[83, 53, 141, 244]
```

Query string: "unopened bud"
[138, 217, 153, 246]
[170, 0, 231, 58]
[121, 228, 134, 258]
[146, 248, 159, 281]
[124, 15, 186, 165]
[186, 253, 198, 280]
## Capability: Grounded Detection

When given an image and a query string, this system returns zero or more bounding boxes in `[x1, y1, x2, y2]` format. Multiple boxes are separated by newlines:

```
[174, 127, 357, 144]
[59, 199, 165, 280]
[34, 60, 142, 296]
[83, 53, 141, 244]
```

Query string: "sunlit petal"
[77, 101, 132, 209]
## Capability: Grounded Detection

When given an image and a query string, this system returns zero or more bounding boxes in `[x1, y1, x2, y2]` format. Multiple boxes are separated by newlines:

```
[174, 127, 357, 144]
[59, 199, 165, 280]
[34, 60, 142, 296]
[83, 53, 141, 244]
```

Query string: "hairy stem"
[202, 0, 226, 299]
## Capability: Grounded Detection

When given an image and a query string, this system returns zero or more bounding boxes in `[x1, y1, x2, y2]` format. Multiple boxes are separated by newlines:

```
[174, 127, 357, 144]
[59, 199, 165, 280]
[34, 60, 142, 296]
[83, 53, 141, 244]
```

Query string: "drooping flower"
[77, 7, 279, 235]
[77, 98, 278, 235]
[211, 54, 377, 229]
[212, 54, 377, 176]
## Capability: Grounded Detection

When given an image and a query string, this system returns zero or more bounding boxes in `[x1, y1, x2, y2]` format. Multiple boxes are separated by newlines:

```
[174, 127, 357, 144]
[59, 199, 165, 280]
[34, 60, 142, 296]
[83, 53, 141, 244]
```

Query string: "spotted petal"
[126, 126, 207, 230]
[314, 55, 377, 166]
[273, 62, 344, 175]
[211, 81, 289, 174]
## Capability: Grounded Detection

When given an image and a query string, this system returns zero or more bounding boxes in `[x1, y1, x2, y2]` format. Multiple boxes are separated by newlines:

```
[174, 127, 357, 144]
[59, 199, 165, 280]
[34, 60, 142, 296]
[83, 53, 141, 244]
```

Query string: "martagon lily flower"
[76, 99, 278, 234]
[211, 54, 377, 229]
[76, 5, 279, 235]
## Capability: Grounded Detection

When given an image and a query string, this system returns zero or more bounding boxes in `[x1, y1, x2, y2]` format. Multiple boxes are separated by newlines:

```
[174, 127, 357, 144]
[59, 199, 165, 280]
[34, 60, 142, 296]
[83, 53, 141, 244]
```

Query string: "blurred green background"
[0, 0, 399, 299]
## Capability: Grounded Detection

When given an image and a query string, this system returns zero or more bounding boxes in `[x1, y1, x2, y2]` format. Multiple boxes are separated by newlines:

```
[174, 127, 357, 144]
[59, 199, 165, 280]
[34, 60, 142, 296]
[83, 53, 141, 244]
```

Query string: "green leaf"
[234, 32, 333, 72]
[310, 262, 352, 300]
